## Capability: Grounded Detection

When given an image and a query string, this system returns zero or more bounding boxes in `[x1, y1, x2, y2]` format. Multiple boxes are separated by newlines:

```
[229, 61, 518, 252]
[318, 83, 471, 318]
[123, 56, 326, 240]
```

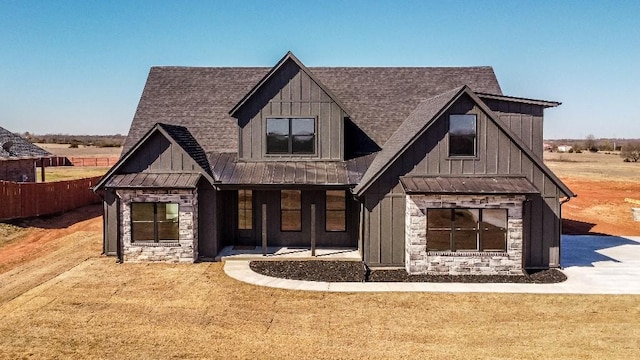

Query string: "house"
[557, 145, 573, 153]
[95, 52, 575, 275]
[0, 126, 53, 182]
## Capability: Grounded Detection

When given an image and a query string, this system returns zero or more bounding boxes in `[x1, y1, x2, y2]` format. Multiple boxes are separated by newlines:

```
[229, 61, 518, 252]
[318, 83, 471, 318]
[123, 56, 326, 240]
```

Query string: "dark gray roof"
[208, 152, 375, 186]
[156, 123, 212, 178]
[400, 176, 539, 195]
[354, 86, 465, 195]
[123, 65, 502, 154]
[105, 173, 201, 189]
[0, 126, 53, 159]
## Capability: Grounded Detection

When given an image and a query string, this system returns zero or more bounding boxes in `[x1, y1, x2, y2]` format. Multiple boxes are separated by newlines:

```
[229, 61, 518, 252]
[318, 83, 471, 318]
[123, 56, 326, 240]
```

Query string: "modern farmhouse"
[95, 52, 575, 275]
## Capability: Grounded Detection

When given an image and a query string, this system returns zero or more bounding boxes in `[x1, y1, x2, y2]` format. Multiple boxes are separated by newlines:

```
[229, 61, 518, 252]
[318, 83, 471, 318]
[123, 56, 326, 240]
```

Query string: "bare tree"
[585, 134, 598, 152]
[621, 142, 640, 162]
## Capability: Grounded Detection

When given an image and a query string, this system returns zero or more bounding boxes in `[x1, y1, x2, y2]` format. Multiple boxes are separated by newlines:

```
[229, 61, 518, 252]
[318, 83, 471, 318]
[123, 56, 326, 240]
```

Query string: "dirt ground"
[544, 151, 640, 236]
[0, 154, 638, 358]
[0, 209, 638, 359]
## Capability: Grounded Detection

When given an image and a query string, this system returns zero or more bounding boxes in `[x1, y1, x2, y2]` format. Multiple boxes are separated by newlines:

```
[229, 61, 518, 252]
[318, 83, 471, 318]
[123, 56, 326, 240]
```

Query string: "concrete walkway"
[224, 235, 640, 294]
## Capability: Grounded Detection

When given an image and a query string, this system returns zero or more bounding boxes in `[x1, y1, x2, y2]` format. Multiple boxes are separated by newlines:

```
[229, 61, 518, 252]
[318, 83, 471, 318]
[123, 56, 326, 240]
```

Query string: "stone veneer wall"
[405, 194, 525, 275]
[117, 189, 198, 263]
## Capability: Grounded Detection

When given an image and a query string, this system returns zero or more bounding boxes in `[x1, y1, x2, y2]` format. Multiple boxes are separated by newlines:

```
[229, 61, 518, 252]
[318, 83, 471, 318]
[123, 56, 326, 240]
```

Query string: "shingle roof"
[123, 66, 502, 154]
[354, 86, 466, 194]
[156, 123, 212, 178]
[0, 126, 53, 159]
[400, 176, 539, 195]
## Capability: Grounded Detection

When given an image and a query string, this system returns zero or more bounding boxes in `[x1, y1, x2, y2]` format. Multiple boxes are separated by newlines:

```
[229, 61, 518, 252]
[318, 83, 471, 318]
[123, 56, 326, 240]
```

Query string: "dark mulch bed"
[249, 260, 567, 284]
[249, 260, 366, 282]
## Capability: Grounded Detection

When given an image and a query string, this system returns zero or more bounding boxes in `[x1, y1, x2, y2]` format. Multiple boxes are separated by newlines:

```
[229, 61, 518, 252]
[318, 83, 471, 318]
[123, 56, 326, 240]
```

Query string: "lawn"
[0, 208, 639, 359]
[37, 166, 111, 182]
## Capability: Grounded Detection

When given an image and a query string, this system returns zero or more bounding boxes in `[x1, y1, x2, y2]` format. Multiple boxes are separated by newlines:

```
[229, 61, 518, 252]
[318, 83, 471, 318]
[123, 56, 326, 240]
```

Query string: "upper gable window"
[266, 118, 315, 154]
[449, 114, 477, 157]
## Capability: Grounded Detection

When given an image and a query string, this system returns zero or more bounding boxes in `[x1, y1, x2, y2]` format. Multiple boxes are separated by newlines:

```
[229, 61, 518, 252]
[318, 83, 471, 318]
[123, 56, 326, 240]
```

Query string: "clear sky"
[1, 0, 638, 139]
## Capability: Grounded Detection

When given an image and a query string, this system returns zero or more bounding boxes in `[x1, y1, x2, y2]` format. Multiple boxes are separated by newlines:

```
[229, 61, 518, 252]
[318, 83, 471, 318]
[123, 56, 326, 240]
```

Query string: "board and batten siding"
[119, 132, 204, 174]
[362, 94, 564, 268]
[483, 99, 545, 159]
[235, 60, 346, 161]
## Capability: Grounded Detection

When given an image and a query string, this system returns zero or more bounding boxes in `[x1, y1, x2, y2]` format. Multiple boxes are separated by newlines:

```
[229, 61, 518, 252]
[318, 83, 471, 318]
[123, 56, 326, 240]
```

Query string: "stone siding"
[405, 194, 525, 275]
[117, 189, 198, 263]
[0, 158, 36, 182]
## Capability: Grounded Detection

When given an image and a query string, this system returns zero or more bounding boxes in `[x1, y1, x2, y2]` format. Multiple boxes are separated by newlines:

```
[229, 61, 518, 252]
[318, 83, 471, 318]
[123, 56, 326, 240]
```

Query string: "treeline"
[545, 136, 640, 162]
[22, 132, 125, 148]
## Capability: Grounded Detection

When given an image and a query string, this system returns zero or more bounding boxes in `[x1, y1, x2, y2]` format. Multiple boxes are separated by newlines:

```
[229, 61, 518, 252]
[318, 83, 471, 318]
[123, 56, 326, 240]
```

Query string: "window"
[449, 114, 477, 157]
[131, 203, 179, 243]
[281, 190, 301, 231]
[266, 118, 315, 154]
[326, 190, 346, 232]
[238, 190, 253, 230]
[426, 208, 507, 252]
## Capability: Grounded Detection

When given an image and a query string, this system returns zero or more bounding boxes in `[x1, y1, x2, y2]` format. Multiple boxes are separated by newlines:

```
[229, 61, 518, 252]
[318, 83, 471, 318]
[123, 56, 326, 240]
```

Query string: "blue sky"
[1, 1, 638, 139]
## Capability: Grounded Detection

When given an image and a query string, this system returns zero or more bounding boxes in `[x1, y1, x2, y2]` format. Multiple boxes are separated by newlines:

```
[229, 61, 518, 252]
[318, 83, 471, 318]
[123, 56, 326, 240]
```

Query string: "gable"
[123, 63, 502, 156]
[95, 124, 213, 191]
[232, 54, 350, 161]
[355, 88, 573, 198]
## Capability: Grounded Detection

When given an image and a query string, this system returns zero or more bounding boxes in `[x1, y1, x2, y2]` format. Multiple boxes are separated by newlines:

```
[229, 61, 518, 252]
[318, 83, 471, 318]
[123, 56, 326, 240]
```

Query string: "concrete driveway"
[224, 235, 640, 294]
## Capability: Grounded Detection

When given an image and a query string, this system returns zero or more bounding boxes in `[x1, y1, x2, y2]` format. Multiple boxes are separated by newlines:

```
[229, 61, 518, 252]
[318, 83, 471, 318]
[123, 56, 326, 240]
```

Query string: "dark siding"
[484, 99, 545, 158]
[103, 189, 118, 256]
[197, 181, 218, 258]
[119, 132, 202, 174]
[237, 60, 347, 161]
[363, 94, 563, 269]
[224, 188, 358, 248]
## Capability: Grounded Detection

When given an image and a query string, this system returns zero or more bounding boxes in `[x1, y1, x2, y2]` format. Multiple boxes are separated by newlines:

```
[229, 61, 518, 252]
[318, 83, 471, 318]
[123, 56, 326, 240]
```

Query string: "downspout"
[558, 195, 574, 269]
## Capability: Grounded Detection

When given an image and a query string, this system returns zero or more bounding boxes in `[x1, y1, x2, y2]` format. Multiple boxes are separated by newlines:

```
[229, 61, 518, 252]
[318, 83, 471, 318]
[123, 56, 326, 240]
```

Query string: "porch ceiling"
[400, 176, 539, 195]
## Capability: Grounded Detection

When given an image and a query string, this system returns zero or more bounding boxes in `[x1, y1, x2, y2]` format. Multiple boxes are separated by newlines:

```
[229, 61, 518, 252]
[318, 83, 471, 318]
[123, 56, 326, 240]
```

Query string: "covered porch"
[214, 245, 360, 261]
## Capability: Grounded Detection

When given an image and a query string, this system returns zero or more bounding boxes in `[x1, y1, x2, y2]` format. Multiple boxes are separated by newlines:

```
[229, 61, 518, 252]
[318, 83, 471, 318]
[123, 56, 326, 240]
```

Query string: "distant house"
[557, 145, 573, 153]
[0, 126, 53, 182]
[95, 52, 575, 275]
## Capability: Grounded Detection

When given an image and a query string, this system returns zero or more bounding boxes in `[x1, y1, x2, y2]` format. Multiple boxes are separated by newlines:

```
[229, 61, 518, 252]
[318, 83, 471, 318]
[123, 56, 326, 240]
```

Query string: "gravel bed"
[249, 260, 567, 284]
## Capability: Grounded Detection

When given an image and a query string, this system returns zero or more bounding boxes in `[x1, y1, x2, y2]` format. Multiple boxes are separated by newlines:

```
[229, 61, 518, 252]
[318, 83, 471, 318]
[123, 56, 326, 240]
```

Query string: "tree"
[620, 142, 640, 162]
[585, 134, 598, 152]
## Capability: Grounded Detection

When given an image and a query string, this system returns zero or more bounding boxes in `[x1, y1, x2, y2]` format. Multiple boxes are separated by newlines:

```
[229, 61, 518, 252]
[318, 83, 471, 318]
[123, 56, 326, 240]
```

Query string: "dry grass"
[0, 234, 639, 358]
[37, 166, 110, 182]
[544, 151, 640, 183]
[36, 143, 122, 157]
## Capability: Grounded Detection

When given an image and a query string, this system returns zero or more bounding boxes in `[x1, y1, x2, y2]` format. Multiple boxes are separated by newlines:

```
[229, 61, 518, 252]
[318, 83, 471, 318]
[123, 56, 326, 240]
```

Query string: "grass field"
[0, 206, 639, 359]
[35, 143, 122, 157]
[544, 151, 640, 182]
[37, 166, 111, 182]
[0, 152, 638, 358]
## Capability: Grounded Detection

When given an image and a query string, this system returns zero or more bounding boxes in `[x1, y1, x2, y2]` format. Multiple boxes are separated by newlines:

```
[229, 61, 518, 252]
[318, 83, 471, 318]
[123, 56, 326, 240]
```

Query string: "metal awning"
[209, 152, 374, 186]
[400, 176, 539, 195]
[104, 173, 201, 189]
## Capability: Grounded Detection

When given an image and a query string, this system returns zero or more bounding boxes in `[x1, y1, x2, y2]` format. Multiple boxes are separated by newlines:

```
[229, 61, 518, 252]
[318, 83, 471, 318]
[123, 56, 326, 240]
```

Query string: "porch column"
[311, 203, 316, 257]
[262, 203, 267, 256]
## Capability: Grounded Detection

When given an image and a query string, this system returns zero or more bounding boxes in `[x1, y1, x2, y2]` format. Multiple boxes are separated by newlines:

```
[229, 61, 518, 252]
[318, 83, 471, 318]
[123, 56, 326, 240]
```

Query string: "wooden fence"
[36, 156, 119, 167]
[0, 176, 102, 221]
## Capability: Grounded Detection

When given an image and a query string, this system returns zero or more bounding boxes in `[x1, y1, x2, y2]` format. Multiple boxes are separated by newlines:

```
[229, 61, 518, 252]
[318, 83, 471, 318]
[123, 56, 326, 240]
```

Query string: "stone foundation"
[117, 189, 198, 263]
[405, 194, 524, 275]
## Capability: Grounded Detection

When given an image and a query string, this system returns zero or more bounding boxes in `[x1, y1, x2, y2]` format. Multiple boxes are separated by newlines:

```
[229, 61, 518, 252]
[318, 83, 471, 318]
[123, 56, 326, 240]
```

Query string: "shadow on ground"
[561, 235, 639, 267]
[562, 218, 601, 235]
